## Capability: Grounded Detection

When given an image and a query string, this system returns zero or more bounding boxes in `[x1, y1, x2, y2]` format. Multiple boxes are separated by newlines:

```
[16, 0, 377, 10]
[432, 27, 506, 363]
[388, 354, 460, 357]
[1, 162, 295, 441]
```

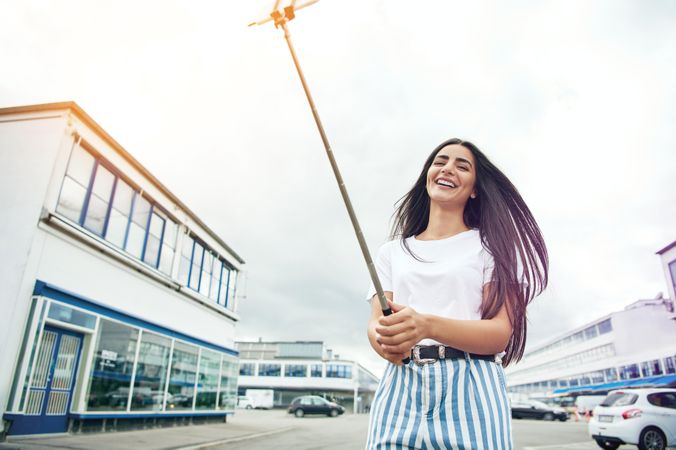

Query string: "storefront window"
[130, 332, 171, 411]
[195, 350, 219, 410]
[47, 303, 96, 330]
[218, 357, 238, 410]
[86, 319, 139, 411]
[166, 341, 198, 411]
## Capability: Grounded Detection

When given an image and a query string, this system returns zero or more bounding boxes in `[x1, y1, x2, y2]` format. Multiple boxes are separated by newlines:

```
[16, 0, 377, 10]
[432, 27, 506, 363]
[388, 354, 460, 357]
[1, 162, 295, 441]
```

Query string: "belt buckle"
[412, 346, 437, 366]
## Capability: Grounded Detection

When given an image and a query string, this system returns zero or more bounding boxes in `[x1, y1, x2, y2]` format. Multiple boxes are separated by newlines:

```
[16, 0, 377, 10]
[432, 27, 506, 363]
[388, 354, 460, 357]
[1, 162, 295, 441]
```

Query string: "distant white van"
[237, 396, 255, 409]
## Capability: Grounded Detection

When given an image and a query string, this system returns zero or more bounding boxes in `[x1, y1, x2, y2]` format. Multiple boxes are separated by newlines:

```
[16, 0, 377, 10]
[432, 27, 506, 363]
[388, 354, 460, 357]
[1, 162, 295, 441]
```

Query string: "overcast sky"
[2, 0, 675, 376]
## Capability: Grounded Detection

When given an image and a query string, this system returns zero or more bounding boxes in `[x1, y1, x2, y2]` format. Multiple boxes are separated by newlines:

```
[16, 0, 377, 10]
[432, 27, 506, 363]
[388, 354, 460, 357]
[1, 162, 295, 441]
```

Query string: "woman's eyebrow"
[455, 157, 473, 167]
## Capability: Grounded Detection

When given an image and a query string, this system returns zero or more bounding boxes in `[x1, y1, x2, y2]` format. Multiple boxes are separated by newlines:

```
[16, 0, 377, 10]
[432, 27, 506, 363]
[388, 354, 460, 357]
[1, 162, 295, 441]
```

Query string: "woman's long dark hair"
[391, 138, 548, 366]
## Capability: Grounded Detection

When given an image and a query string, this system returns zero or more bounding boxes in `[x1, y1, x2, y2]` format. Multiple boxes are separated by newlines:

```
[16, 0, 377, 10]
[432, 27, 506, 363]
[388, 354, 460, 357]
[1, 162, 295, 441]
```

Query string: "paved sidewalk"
[0, 410, 296, 450]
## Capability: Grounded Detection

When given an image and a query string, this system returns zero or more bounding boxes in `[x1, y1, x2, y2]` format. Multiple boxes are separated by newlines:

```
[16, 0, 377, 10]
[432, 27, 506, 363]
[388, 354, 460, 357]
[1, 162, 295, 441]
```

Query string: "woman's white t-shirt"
[366, 229, 494, 347]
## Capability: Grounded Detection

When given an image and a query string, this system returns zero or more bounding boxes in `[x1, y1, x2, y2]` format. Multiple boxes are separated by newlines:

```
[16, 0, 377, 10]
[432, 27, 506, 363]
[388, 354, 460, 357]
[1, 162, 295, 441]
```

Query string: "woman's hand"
[375, 300, 428, 360]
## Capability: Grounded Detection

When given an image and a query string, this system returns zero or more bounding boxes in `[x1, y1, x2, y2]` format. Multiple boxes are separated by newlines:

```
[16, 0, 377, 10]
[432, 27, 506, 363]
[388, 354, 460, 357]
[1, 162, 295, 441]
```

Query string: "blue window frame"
[310, 364, 322, 378]
[258, 364, 281, 377]
[178, 233, 237, 310]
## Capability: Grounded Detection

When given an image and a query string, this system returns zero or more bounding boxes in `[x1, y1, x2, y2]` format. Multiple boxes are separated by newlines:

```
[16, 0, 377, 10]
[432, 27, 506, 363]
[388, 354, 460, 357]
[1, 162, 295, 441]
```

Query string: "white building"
[0, 102, 244, 437]
[236, 341, 379, 414]
[505, 241, 676, 399]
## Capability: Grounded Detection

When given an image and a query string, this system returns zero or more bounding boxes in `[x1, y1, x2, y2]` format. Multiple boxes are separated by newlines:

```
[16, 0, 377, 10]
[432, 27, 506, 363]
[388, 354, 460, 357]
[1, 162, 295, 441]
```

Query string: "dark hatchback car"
[288, 395, 345, 418]
[511, 399, 569, 421]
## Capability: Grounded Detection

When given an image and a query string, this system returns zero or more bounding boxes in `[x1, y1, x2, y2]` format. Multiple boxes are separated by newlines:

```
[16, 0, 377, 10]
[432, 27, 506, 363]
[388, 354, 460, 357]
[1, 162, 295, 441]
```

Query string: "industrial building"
[0, 103, 244, 436]
[505, 240, 676, 398]
[236, 340, 379, 414]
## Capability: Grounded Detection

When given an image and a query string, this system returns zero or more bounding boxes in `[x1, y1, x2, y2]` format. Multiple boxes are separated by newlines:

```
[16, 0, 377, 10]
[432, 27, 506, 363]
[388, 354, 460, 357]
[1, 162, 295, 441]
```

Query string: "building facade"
[0, 103, 244, 436]
[236, 341, 380, 414]
[505, 241, 676, 399]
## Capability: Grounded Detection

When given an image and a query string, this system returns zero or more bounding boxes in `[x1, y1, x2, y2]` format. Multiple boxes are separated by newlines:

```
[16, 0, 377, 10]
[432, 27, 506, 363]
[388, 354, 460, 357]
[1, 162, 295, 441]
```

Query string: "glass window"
[220, 267, 230, 306]
[310, 364, 322, 378]
[647, 392, 676, 409]
[196, 350, 219, 410]
[47, 303, 96, 329]
[178, 235, 194, 285]
[86, 319, 139, 411]
[166, 341, 198, 411]
[669, 261, 676, 293]
[584, 326, 598, 340]
[258, 364, 281, 377]
[83, 165, 115, 236]
[66, 145, 96, 185]
[664, 357, 675, 374]
[200, 252, 213, 297]
[604, 367, 618, 382]
[143, 212, 164, 267]
[227, 270, 237, 308]
[284, 365, 307, 377]
[130, 332, 171, 411]
[190, 243, 204, 290]
[239, 363, 255, 376]
[218, 356, 238, 410]
[105, 179, 134, 248]
[126, 195, 150, 259]
[620, 364, 640, 380]
[210, 260, 222, 301]
[597, 319, 612, 335]
[326, 364, 352, 379]
[57, 177, 88, 223]
[159, 220, 177, 275]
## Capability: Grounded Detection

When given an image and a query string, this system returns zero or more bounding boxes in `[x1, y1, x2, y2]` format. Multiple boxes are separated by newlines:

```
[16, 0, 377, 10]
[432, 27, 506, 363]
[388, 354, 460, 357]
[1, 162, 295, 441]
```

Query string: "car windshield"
[600, 392, 638, 407]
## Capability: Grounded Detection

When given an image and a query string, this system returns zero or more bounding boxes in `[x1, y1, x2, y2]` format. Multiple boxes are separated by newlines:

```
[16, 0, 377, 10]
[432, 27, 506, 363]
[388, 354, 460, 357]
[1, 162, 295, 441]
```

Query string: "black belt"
[411, 345, 495, 365]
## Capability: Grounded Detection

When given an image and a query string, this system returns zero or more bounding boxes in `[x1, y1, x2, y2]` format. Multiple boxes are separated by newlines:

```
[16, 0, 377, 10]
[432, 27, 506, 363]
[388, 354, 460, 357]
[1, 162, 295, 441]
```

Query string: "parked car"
[287, 395, 345, 418]
[589, 388, 676, 450]
[237, 396, 255, 409]
[511, 399, 569, 421]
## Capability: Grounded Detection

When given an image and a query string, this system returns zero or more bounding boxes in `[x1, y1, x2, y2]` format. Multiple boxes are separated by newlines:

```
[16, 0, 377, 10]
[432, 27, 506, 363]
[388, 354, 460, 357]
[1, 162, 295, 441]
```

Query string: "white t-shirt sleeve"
[482, 247, 495, 286]
[365, 241, 393, 302]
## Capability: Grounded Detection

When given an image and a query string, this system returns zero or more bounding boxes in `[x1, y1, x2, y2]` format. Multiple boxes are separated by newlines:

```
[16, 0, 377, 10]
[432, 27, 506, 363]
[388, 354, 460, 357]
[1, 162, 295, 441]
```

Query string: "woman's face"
[426, 144, 477, 208]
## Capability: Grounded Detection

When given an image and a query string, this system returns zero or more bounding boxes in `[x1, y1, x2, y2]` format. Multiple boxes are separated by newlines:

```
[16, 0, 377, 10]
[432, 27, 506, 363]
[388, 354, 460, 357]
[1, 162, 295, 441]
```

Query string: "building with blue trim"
[0, 103, 244, 437]
[505, 241, 676, 399]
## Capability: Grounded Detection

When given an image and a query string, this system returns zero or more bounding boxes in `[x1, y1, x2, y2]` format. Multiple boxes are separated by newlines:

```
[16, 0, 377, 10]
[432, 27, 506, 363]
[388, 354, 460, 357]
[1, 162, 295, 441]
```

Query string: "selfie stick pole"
[250, 2, 409, 364]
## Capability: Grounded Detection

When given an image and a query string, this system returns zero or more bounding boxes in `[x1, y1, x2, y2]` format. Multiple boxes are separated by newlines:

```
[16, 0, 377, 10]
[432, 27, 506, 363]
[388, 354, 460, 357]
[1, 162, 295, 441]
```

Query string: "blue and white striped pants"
[366, 355, 513, 450]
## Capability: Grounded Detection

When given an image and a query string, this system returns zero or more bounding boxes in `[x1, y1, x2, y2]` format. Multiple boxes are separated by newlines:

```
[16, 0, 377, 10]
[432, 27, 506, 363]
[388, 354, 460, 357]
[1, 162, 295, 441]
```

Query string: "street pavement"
[1, 410, 674, 449]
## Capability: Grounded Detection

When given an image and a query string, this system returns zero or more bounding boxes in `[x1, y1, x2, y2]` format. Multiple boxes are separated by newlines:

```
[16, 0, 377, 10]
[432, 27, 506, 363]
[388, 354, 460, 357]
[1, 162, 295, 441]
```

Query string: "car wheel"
[329, 409, 338, 417]
[593, 438, 619, 450]
[543, 412, 554, 421]
[294, 409, 305, 418]
[638, 427, 666, 450]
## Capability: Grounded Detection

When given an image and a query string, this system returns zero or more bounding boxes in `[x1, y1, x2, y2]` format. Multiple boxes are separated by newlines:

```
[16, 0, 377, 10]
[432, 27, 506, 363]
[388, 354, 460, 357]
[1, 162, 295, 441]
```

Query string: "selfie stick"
[249, 1, 409, 364]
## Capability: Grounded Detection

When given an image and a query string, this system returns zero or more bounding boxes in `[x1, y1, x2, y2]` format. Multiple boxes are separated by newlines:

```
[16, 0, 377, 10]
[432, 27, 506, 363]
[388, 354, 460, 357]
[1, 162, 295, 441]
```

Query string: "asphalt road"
[214, 410, 600, 450]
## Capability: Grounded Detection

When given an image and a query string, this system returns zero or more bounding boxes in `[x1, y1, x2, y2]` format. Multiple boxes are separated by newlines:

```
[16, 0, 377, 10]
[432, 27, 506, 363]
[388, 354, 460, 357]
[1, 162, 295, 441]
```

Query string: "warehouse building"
[505, 240, 676, 399]
[236, 340, 379, 414]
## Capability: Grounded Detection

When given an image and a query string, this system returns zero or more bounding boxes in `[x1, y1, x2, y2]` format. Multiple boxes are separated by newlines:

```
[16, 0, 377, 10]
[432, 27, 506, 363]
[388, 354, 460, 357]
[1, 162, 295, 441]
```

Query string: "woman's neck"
[418, 202, 470, 240]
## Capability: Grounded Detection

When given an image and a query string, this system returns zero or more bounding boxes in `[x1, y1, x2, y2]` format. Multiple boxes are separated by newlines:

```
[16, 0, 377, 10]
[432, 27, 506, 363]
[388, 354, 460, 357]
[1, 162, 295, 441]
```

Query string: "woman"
[365, 138, 548, 449]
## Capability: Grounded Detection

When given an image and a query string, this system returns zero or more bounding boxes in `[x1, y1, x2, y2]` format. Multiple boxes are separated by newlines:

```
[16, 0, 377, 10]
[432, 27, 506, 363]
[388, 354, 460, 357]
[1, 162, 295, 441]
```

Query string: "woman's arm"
[376, 284, 513, 356]
[367, 292, 410, 365]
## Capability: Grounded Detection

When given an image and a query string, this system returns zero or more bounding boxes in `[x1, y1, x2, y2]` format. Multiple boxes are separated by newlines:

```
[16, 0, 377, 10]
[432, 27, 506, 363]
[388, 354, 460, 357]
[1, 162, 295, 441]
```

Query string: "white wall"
[0, 113, 70, 431]
[35, 226, 237, 349]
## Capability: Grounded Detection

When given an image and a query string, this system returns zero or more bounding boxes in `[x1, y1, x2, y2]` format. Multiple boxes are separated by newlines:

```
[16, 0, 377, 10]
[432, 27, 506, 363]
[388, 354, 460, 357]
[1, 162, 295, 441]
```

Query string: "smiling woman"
[365, 138, 549, 449]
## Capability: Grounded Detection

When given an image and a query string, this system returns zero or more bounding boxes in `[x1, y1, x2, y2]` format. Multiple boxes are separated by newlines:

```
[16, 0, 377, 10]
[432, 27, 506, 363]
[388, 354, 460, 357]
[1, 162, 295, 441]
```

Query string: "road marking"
[523, 442, 593, 450]
[172, 426, 295, 450]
